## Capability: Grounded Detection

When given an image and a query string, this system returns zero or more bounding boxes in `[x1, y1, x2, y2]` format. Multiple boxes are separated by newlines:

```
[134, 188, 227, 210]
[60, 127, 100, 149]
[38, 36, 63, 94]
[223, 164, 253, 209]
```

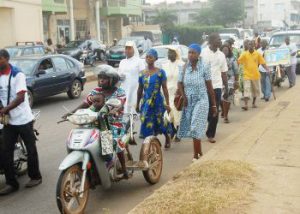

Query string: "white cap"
[125, 41, 135, 47]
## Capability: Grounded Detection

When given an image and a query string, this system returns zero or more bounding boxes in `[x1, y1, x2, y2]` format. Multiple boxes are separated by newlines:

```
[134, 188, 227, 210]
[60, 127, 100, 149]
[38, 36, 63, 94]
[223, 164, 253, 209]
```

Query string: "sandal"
[242, 106, 248, 111]
[208, 138, 216, 143]
[252, 104, 258, 108]
[165, 142, 171, 149]
[224, 118, 229, 123]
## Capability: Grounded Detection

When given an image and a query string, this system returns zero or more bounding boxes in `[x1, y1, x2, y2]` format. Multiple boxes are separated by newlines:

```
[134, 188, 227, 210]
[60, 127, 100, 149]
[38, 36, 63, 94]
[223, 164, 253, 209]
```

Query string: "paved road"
[0, 79, 292, 214]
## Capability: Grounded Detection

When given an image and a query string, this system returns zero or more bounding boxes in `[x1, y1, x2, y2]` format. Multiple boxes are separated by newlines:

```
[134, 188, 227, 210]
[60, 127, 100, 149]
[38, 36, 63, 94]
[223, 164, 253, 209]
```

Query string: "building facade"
[0, 0, 43, 48]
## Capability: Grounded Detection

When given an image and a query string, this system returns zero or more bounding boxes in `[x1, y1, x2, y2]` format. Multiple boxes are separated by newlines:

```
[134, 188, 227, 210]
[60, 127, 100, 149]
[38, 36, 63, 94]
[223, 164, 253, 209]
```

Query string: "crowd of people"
[0, 31, 297, 195]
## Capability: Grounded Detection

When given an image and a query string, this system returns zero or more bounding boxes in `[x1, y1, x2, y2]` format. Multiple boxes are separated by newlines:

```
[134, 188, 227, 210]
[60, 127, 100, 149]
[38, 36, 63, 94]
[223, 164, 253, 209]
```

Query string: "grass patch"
[129, 160, 255, 214]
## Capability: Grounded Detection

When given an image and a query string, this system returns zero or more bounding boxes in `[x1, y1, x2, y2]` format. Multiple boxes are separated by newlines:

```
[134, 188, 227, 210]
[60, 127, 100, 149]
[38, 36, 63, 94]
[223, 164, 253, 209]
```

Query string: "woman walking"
[220, 44, 239, 123]
[177, 44, 217, 161]
[136, 49, 172, 148]
[161, 47, 184, 141]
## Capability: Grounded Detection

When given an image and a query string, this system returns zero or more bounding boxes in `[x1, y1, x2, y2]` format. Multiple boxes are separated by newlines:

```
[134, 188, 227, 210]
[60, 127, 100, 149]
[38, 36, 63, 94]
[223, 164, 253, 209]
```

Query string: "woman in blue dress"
[136, 49, 172, 148]
[177, 44, 217, 161]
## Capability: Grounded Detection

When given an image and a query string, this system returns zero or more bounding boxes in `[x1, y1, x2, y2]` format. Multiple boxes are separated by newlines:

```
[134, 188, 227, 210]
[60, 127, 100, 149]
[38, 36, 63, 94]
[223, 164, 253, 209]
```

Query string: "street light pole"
[69, 0, 75, 40]
[96, 0, 101, 41]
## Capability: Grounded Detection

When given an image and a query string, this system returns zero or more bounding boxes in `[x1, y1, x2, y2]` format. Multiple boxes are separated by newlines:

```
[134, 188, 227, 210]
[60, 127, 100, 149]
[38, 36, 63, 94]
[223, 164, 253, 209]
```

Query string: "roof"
[5, 45, 44, 49]
[272, 30, 300, 36]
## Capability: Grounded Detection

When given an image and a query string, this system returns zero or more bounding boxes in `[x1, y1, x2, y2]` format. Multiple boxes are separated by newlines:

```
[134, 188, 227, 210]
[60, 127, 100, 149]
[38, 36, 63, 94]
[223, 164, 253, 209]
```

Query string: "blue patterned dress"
[177, 60, 211, 140]
[139, 69, 169, 138]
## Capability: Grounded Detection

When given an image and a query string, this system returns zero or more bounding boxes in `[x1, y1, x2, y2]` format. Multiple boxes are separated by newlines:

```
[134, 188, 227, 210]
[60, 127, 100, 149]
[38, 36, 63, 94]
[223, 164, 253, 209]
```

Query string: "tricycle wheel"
[141, 137, 163, 185]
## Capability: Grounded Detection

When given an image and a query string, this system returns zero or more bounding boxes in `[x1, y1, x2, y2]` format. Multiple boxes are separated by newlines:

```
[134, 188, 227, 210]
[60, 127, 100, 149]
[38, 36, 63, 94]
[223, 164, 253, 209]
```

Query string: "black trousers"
[206, 88, 222, 138]
[2, 121, 42, 188]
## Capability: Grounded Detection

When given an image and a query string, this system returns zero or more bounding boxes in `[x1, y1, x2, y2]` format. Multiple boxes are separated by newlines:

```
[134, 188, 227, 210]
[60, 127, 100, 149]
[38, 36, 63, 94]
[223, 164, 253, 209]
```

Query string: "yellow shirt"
[238, 50, 265, 80]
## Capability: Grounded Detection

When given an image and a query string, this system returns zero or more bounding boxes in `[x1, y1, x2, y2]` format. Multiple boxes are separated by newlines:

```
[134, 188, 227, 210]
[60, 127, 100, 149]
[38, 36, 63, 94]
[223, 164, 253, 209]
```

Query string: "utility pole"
[96, 0, 101, 41]
[69, 0, 75, 40]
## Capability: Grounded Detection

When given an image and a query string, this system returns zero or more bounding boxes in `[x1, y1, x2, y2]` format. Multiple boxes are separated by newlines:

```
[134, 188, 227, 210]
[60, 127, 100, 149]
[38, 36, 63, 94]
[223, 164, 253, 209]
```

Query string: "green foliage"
[194, 0, 245, 27]
[163, 25, 223, 45]
[151, 9, 178, 31]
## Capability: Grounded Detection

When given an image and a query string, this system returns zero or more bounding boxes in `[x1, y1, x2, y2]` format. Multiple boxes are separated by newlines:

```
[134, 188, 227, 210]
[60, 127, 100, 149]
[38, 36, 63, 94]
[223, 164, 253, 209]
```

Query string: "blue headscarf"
[146, 49, 158, 60]
[188, 43, 201, 54]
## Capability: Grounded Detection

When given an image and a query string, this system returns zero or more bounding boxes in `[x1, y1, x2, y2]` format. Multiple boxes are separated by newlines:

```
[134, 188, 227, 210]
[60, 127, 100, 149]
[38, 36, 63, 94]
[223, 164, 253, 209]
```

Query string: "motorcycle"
[79, 49, 96, 67]
[56, 99, 163, 214]
[272, 65, 287, 87]
[0, 110, 40, 176]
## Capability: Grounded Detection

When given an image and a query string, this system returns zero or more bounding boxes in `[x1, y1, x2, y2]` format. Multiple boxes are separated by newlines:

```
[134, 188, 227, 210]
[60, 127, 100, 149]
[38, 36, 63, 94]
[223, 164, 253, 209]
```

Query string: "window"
[23, 48, 34, 56]
[54, 0, 64, 4]
[66, 59, 75, 69]
[52, 57, 68, 71]
[75, 20, 87, 40]
[38, 59, 54, 74]
[33, 47, 44, 55]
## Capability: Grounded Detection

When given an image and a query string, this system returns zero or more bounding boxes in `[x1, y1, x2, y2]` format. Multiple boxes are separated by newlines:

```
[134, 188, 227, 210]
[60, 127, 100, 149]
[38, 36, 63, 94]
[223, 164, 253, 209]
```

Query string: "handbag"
[173, 63, 187, 111]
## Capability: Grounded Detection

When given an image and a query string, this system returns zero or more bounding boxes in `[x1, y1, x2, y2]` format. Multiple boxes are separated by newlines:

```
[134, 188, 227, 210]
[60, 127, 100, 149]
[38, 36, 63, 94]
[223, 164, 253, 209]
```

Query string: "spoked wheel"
[56, 164, 89, 214]
[141, 137, 163, 184]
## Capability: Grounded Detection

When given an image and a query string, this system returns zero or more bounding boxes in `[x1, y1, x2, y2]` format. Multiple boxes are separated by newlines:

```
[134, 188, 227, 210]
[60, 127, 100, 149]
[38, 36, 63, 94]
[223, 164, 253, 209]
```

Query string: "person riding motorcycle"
[62, 66, 130, 179]
[85, 41, 96, 66]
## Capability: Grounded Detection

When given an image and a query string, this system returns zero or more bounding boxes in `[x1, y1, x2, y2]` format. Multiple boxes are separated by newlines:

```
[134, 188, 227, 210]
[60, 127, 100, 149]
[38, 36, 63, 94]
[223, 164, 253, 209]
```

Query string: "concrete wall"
[0, 0, 43, 47]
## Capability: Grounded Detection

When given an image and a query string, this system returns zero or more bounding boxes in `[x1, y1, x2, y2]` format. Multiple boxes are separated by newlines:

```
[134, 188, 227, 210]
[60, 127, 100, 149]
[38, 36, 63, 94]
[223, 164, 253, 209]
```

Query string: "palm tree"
[151, 9, 177, 31]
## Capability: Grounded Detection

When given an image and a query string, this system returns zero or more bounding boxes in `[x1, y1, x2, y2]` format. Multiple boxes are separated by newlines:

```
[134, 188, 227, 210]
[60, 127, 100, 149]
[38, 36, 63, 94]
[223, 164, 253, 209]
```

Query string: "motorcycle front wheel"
[141, 137, 163, 185]
[56, 164, 89, 214]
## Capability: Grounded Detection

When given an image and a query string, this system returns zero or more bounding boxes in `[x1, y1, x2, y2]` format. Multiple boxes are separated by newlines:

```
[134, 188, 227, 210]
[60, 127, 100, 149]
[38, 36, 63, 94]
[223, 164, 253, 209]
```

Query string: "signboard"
[264, 48, 291, 67]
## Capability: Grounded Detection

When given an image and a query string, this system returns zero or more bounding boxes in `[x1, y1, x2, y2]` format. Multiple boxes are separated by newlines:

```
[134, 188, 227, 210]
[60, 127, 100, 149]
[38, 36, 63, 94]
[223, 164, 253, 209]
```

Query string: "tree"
[151, 9, 178, 31]
[194, 0, 245, 27]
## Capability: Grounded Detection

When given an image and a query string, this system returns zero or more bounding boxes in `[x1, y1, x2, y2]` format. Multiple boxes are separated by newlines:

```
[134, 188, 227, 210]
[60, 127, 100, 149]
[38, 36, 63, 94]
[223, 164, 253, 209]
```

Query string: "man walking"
[0, 49, 42, 196]
[238, 40, 269, 110]
[281, 36, 297, 88]
[202, 33, 228, 143]
[257, 39, 272, 101]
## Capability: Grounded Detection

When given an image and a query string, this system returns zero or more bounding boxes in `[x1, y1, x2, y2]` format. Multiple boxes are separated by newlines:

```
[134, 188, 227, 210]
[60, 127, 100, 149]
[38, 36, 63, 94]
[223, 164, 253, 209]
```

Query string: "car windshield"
[5, 47, 21, 58]
[65, 41, 84, 48]
[10, 59, 37, 75]
[220, 35, 232, 41]
[269, 34, 300, 47]
[141, 47, 168, 59]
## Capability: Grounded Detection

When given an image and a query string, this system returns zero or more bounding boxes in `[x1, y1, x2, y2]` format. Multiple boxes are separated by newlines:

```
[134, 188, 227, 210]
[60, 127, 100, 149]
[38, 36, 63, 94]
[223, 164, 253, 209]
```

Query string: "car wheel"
[67, 79, 82, 99]
[27, 90, 34, 108]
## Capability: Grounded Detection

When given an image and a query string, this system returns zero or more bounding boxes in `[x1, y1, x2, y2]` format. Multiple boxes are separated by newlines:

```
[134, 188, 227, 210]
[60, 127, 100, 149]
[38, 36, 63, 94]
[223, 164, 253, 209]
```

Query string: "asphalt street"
[0, 78, 292, 214]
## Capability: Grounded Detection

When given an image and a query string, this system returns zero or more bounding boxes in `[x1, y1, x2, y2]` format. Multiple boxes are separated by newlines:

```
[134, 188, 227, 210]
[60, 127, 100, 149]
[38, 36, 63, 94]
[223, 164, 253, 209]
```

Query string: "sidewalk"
[130, 82, 300, 213]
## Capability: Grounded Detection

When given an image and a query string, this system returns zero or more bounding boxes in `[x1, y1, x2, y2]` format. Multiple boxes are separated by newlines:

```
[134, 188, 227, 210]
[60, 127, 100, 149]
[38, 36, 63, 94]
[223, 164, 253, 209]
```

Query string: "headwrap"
[125, 41, 139, 57]
[146, 48, 158, 60]
[188, 43, 201, 54]
[168, 46, 181, 60]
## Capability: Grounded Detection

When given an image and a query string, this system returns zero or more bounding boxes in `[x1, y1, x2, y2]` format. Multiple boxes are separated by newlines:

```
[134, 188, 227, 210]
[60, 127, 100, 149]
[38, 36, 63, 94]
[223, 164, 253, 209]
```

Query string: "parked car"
[57, 40, 106, 61]
[140, 44, 189, 68]
[269, 30, 300, 74]
[5, 43, 45, 58]
[10, 55, 86, 107]
[220, 33, 242, 48]
[106, 37, 144, 66]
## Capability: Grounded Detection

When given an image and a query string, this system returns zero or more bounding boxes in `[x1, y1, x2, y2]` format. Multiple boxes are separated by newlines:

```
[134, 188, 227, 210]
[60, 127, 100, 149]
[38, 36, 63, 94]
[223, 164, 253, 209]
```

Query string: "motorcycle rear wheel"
[141, 137, 163, 185]
[56, 164, 89, 214]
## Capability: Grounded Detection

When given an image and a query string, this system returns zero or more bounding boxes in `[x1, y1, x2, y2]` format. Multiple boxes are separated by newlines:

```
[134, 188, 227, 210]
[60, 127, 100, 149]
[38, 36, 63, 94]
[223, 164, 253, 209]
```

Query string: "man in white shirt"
[119, 41, 145, 113]
[281, 36, 298, 88]
[201, 33, 228, 143]
[142, 36, 152, 53]
[0, 49, 42, 196]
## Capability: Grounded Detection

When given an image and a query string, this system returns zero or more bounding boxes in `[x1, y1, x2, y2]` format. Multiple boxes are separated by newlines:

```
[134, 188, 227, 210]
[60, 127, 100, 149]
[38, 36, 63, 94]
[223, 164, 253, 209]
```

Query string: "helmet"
[95, 65, 120, 88]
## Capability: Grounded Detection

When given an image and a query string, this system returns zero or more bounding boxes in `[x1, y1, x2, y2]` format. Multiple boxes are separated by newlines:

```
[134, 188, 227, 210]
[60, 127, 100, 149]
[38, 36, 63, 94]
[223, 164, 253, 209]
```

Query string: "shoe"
[0, 185, 19, 196]
[25, 179, 42, 188]
[208, 138, 216, 143]
[265, 98, 269, 102]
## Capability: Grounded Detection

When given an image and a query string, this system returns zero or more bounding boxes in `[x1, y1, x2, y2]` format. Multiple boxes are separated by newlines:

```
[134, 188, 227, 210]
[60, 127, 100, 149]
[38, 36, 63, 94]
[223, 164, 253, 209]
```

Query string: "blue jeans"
[260, 72, 271, 99]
